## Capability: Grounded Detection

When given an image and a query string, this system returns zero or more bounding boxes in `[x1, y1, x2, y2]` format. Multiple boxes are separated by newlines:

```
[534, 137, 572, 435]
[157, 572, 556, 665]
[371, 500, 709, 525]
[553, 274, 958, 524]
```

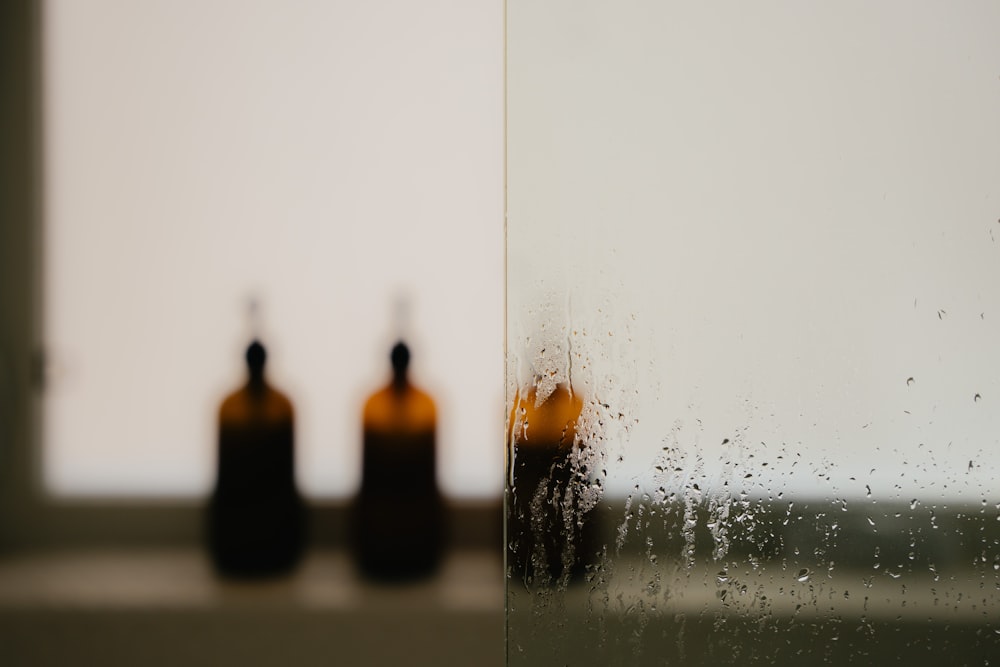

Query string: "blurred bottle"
[208, 339, 304, 576]
[353, 341, 445, 580]
[507, 382, 595, 587]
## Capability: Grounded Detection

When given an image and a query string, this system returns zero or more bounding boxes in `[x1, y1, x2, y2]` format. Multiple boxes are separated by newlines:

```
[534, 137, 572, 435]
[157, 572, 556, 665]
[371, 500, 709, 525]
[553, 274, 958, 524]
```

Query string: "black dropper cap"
[246, 340, 266, 381]
[390, 341, 410, 389]
[390, 341, 410, 372]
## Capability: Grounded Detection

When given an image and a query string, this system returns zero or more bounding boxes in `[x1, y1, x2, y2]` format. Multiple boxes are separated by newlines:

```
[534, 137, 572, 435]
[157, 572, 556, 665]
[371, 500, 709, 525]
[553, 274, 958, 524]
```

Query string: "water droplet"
[867, 516, 876, 527]
[906, 377, 914, 386]
[717, 571, 729, 584]
[910, 499, 919, 510]
[974, 393, 982, 402]
[796, 568, 811, 583]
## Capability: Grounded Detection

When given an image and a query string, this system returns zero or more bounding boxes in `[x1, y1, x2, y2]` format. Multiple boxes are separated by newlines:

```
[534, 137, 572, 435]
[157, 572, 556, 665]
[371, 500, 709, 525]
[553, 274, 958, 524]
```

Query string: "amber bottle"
[208, 340, 304, 575]
[507, 382, 594, 586]
[353, 341, 445, 580]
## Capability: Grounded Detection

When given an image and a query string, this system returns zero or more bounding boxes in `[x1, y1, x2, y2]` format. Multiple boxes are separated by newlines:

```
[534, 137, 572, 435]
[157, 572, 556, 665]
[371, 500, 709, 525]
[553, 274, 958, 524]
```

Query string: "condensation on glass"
[505, 2, 1000, 664]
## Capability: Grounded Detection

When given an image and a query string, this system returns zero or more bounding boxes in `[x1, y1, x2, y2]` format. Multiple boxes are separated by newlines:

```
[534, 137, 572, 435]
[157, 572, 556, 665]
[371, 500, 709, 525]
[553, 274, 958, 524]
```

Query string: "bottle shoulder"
[508, 383, 583, 448]
[363, 382, 436, 432]
[220, 382, 294, 425]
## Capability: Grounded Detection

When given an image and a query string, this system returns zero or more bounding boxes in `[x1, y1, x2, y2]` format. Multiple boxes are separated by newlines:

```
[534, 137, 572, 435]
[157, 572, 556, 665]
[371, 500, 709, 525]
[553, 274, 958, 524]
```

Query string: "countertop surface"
[0, 548, 505, 667]
[0, 547, 504, 611]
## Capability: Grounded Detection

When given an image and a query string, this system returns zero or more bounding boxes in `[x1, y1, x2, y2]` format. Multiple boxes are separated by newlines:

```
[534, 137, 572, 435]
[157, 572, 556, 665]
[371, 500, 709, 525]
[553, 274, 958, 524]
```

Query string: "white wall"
[42, 0, 503, 498]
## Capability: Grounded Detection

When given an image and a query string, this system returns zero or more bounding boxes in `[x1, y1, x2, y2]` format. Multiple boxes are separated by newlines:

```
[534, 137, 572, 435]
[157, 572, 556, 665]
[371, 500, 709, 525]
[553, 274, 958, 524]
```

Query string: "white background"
[43, 0, 503, 497]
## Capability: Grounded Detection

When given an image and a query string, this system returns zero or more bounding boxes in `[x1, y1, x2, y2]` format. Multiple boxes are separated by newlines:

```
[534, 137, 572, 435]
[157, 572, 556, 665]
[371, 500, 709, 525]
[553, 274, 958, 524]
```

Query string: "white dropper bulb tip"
[393, 291, 412, 343]
[247, 295, 261, 342]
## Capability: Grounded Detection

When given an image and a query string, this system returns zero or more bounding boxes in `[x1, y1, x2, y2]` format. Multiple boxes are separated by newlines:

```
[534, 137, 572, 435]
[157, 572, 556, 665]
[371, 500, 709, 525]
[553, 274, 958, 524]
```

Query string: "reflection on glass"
[506, 1, 1000, 664]
[508, 382, 599, 587]
[353, 341, 445, 580]
[208, 339, 304, 576]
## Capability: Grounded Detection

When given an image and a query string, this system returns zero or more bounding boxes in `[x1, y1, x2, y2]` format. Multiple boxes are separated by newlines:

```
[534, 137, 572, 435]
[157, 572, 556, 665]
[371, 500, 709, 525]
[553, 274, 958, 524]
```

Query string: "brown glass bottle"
[507, 382, 594, 587]
[353, 341, 445, 580]
[208, 340, 304, 576]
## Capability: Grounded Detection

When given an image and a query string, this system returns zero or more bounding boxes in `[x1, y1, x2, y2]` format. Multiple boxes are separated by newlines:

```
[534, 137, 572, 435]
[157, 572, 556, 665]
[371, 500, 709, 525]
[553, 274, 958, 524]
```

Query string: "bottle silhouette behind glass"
[353, 341, 445, 580]
[208, 340, 304, 576]
[508, 382, 594, 587]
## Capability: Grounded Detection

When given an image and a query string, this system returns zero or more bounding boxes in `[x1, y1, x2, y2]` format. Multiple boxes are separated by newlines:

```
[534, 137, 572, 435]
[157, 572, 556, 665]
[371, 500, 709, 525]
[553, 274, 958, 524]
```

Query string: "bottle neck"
[391, 369, 408, 394]
[247, 369, 267, 394]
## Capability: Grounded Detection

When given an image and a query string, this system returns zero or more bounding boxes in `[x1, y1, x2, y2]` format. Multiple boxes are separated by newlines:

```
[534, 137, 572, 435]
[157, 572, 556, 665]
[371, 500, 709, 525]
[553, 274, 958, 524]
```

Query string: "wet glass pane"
[505, 2, 1000, 664]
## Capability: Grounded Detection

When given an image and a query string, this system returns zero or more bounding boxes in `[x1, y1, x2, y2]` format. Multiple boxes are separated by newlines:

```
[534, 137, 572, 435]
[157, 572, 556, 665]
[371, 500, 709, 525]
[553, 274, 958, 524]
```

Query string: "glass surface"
[505, 2, 1000, 664]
